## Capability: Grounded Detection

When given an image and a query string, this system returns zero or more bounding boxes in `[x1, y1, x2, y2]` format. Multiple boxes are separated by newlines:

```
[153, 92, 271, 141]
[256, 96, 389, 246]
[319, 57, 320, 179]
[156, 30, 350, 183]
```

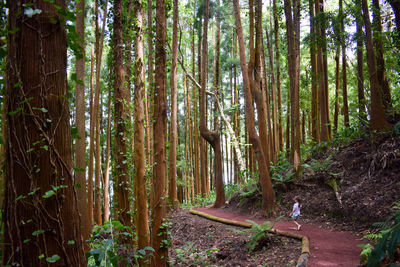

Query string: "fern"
[364, 212, 400, 267]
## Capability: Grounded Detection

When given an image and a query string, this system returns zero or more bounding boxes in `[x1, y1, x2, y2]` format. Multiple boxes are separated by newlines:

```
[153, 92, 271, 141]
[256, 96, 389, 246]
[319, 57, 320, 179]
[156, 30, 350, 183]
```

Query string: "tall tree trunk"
[265, 28, 279, 162]
[151, 0, 168, 264]
[361, 0, 391, 132]
[94, 0, 108, 226]
[75, 0, 90, 249]
[103, 83, 112, 222]
[249, 0, 271, 167]
[334, 51, 340, 132]
[200, 0, 225, 208]
[134, 0, 150, 256]
[273, 0, 283, 152]
[284, 0, 301, 174]
[372, 0, 391, 109]
[146, 0, 154, 167]
[114, 0, 132, 231]
[355, 0, 367, 121]
[4, 1, 85, 265]
[316, 0, 330, 142]
[88, 40, 95, 228]
[192, 26, 200, 197]
[168, 0, 179, 209]
[340, 0, 349, 127]
[233, 0, 275, 215]
[309, 0, 320, 142]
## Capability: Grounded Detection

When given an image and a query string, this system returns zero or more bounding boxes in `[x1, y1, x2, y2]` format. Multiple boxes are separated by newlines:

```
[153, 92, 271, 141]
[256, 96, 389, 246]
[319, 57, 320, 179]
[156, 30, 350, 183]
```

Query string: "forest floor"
[168, 133, 400, 266]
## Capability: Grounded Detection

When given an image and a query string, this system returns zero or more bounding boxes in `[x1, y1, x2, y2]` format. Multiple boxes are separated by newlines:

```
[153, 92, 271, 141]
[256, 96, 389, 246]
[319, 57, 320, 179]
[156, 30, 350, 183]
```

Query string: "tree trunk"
[146, 0, 154, 167]
[372, 0, 391, 109]
[151, 0, 168, 264]
[334, 52, 340, 132]
[355, 0, 367, 122]
[284, 0, 301, 174]
[199, 0, 225, 208]
[75, 0, 90, 250]
[114, 0, 132, 231]
[316, 0, 330, 142]
[273, 0, 283, 152]
[309, 0, 320, 142]
[134, 0, 150, 256]
[340, 0, 349, 127]
[233, 0, 275, 215]
[4, 1, 85, 265]
[361, 0, 391, 132]
[103, 82, 112, 222]
[168, 0, 179, 209]
[265, 28, 279, 162]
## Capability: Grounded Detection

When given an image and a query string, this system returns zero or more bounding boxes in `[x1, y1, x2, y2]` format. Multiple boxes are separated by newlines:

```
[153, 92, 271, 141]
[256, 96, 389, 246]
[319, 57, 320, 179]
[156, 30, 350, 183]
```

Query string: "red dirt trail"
[195, 207, 363, 267]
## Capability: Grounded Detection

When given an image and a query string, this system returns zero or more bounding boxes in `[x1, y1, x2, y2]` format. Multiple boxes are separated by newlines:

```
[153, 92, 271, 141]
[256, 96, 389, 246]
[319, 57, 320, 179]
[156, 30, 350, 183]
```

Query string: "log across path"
[194, 207, 363, 267]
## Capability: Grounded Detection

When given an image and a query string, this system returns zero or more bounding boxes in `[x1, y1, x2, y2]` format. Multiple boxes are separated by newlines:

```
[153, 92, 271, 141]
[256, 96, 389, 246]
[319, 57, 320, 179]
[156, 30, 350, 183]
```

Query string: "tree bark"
[75, 0, 90, 250]
[151, 0, 168, 265]
[4, 1, 85, 265]
[146, 0, 154, 168]
[309, 0, 320, 142]
[355, 0, 367, 122]
[372, 0, 391, 109]
[340, 0, 349, 127]
[134, 0, 150, 256]
[361, 0, 391, 132]
[94, 0, 108, 227]
[168, 0, 179, 209]
[114, 0, 132, 231]
[233, 0, 275, 214]
[284, 0, 301, 174]
[316, 0, 330, 142]
[199, 0, 225, 208]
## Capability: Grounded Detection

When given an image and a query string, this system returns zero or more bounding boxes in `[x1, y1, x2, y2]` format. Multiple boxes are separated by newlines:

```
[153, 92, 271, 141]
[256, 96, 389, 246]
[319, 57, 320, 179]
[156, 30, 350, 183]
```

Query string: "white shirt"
[293, 202, 300, 217]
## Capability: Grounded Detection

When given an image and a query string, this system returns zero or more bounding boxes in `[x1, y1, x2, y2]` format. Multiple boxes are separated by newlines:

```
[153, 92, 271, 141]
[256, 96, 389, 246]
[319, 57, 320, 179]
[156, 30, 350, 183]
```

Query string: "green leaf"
[42, 190, 56, 199]
[67, 240, 75, 245]
[32, 229, 45, 236]
[15, 195, 26, 202]
[38, 254, 45, 259]
[26, 148, 35, 153]
[32, 107, 48, 113]
[9, 107, 22, 116]
[46, 254, 60, 263]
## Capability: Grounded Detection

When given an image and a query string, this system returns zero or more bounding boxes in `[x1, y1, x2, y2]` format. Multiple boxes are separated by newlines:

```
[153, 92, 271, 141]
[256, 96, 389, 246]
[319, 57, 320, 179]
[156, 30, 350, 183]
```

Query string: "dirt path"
[195, 207, 363, 267]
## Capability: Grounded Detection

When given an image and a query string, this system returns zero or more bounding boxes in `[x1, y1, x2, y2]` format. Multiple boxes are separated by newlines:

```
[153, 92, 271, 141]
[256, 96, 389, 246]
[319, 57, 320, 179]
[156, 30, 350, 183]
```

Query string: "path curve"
[194, 207, 363, 267]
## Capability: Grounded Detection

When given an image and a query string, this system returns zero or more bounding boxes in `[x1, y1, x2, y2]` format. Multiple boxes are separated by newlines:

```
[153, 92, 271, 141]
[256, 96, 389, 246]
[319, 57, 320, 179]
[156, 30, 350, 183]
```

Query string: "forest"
[0, 0, 399, 266]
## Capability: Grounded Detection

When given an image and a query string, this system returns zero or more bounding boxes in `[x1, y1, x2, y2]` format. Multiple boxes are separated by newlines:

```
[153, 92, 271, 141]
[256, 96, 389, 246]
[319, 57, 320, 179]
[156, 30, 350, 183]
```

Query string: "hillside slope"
[227, 133, 400, 230]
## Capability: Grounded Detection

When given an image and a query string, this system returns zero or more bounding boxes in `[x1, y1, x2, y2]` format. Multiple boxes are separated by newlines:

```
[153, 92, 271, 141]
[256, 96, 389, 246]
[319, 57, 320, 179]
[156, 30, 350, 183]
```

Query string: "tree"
[316, 0, 331, 142]
[361, 0, 391, 132]
[199, 0, 225, 208]
[354, 0, 367, 121]
[284, 0, 301, 174]
[309, 0, 320, 142]
[75, 0, 90, 249]
[168, 0, 179, 209]
[372, 0, 391, 109]
[233, 0, 275, 214]
[151, 0, 168, 264]
[134, 0, 150, 256]
[340, 0, 349, 127]
[3, 0, 85, 265]
[114, 0, 132, 230]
